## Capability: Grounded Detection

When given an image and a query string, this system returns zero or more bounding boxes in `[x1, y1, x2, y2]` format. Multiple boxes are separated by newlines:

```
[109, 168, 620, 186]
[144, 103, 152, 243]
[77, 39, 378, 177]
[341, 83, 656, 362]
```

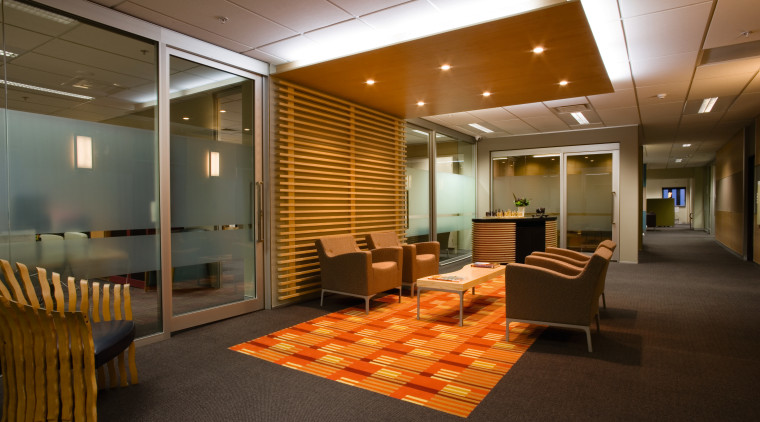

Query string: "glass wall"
[405, 126, 431, 243]
[169, 55, 257, 316]
[435, 134, 475, 261]
[492, 154, 560, 217]
[0, 3, 162, 337]
[566, 153, 613, 251]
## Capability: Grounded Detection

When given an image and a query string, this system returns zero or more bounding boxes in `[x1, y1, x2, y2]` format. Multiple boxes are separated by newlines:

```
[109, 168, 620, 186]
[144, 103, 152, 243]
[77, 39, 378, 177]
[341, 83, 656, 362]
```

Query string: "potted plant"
[513, 193, 529, 216]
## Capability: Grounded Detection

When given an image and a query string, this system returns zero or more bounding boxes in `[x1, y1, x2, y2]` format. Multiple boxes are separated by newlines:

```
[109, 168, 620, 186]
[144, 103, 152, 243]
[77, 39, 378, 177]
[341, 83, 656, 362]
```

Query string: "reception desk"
[472, 217, 558, 264]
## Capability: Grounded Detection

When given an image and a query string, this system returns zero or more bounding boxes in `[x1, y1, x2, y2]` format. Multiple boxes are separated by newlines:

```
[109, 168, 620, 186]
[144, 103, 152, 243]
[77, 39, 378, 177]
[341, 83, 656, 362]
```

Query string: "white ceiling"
[32, 0, 760, 168]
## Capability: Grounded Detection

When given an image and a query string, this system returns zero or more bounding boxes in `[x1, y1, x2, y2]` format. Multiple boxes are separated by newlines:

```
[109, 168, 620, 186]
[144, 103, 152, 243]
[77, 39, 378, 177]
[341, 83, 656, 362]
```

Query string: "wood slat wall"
[545, 220, 558, 248]
[273, 79, 406, 304]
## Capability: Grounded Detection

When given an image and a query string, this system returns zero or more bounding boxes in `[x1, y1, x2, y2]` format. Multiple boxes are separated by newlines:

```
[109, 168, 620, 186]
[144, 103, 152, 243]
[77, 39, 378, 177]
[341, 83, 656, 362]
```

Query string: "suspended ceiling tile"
[3, 24, 54, 54]
[605, 61, 635, 91]
[504, 102, 554, 119]
[687, 72, 756, 100]
[466, 107, 516, 121]
[704, 0, 760, 49]
[595, 107, 640, 126]
[60, 24, 156, 64]
[639, 101, 684, 125]
[330, 0, 410, 17]
[746, 73, 760, 93]
[521, 115, 569, 132]
[124, 0, 296, 48]
[5, 99, 65, 115]
[303, 18, 380, 53]
[588, 89, 636, 109]
[433, 111, 480, 125]
[630, 51, 698, 86]
[723, 91, 760, 120]
[116, 2, 255, 52]
[258, 35, 319, 62]
[623, 2, 711, 61]
[618, 0, 709, 18]
[491, 119, 539, 135]
[360, 0, 442, 39]
[636, 82, 690, 104]
[643, 122, 678, 142]
[2, 4, 76, 37]
[4, 87, 86, 108]
[242, 49, 288, 66]
[694, 57, 760, 79]
[230, 0, 352, 33]
[87, 0, 122, 6]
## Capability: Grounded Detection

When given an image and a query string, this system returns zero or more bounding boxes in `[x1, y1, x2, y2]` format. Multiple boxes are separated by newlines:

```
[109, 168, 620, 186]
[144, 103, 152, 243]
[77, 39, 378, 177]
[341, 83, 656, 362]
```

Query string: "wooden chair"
[0, 258, 138, 420]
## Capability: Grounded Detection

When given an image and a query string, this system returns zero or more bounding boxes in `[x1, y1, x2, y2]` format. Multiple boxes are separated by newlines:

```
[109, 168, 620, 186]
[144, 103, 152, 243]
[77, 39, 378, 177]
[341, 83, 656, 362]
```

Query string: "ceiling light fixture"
[440, 64, 451, 70]
[533, 153, 560, 158]
[220, 109, 226, 113]
[482, 91, 491, 97]
[559, 80, 569, 86]
[412, 129, 428, 136]
[532, 46, 544, 54]
[682, 143, 691, 147]
[0, 80, 94, 100]
[570, 111, 589, 125]
[365, 79, 375, 85]
[468, 123, 493, 133]
[5, 0, 75, 24]
[698, 97, 718, 113]
[675, 158, 683, 163]
[0, 50, 18, 58]
[416, 101, 425, 106]
[182, 116, 190, 120]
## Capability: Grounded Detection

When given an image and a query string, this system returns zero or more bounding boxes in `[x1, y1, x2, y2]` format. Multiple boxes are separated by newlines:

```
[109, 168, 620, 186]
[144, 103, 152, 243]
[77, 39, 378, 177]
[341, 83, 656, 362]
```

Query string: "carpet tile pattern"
[230, 277, 543, 417]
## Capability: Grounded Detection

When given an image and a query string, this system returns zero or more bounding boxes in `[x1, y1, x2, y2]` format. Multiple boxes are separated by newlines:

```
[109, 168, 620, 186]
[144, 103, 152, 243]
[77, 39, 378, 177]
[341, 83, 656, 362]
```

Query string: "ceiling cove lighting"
[533, 153, 560, 158]
[532, 46, 545, 54]
[0, 80, 94, 100]
[698, 97, 718, 113]
[468, 123, 493, 133]
[570, 111, 589, 125]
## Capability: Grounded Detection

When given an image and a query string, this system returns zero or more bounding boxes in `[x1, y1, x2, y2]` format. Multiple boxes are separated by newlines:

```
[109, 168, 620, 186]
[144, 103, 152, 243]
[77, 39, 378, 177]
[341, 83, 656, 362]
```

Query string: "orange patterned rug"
[230, 277, 544, 417]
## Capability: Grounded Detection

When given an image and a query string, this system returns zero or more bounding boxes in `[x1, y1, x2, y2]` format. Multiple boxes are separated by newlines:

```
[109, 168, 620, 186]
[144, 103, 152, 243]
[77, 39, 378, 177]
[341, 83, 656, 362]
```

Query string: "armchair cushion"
[92, 320, 136, 368]
[366, 231, 439, 295]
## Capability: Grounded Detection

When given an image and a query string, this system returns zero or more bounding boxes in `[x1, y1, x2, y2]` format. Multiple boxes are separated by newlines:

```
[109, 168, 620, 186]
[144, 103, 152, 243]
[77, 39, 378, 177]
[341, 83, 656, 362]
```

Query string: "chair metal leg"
[365, 297, 370, 314]
[584, 327, 593, 352]
[320, 289, 324, 306]
[398, 287, 402, 302]
[595, 313, 601, 332]
[602, 292, 607, 309]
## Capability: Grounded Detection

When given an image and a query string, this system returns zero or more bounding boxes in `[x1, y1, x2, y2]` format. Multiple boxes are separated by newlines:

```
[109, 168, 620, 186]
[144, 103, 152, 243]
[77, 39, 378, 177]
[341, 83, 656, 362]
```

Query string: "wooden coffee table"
[416, 264, 506, 326]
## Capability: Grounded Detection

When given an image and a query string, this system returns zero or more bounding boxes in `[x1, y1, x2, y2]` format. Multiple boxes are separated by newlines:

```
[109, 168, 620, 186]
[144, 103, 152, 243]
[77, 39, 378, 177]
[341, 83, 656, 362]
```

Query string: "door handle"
[256, 181, 264, 242]
[611, 191, 617, 224]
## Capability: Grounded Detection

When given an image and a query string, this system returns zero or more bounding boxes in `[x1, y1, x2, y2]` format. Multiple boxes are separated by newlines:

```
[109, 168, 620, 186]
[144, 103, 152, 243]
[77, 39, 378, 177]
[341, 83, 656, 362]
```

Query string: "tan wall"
[477, 125, 640, 263]
[714, 131, 745, 255]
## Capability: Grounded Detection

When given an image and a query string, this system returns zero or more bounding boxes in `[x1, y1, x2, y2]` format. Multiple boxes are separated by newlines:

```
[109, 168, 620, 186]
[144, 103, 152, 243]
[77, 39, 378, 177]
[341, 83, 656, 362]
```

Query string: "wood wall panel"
[714, 134, 744, 255]
[273, 79, 406, 303]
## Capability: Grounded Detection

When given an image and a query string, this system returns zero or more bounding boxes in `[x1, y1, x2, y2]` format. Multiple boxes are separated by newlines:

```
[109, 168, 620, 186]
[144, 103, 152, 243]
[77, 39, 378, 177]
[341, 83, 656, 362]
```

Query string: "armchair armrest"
[371, 246, 402, 263]
[322, 251, 371, 288]
[414, 241, 440, 256]
[544, 247, 591, 262]
[525, 255, 582, 276]
[532, 251, 586, 268]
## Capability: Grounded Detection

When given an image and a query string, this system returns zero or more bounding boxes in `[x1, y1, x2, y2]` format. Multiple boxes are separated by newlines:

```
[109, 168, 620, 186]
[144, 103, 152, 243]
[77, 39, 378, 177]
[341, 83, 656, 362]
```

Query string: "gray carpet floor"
[5, 228, 760, 421]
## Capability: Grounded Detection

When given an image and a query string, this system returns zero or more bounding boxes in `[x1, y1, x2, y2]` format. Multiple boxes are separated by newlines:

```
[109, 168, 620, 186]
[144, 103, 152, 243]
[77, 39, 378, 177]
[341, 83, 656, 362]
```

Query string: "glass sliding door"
[565, 152, 616, 252]
[405, 126, 431, 243]
[168, 53, 262, 329]
[435, 134, 475, 262]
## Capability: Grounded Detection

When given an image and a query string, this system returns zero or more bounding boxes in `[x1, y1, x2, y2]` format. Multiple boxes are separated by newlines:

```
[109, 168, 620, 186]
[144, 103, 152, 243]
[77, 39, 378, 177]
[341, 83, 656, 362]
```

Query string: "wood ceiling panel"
[276, 2, 611, 119]
[230, 0, 351, 33]
[623, 2, 711, 61]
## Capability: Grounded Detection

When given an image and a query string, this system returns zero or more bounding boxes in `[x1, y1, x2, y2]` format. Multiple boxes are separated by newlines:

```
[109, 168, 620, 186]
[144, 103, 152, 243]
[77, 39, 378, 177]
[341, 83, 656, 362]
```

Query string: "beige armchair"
[530, 240, 616, 308]
[366, 231, 439, 297]
[505, 247, 613, 352]
[315, 234, 402, 314]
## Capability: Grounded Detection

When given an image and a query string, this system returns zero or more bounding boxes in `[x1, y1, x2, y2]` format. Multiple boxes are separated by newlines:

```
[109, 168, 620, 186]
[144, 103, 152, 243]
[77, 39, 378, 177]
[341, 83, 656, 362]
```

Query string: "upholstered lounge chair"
[315, 234, 403, 314]
[505, 247, 613, 352]
[366, 231, 439, 297]
[530, 240, 616, 308]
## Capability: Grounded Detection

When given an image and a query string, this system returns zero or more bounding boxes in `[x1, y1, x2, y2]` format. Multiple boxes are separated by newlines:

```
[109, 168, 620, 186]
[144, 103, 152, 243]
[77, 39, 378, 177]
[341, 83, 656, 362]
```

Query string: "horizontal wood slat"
[274, 79, 406, 304]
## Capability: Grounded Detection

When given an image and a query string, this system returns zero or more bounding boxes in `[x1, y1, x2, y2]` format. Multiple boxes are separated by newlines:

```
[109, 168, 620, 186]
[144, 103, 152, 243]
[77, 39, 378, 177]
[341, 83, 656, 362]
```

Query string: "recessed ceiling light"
[440, 64, 451, 70]
[698, 97, 718, 113]
[365, 79, 375, 85]
[220, 109, 226, 113]
[482, 91, 491, 97]
[682, 143, 691, 147]
[244, 128, 250, 131]
[182, 117, 190, 120]
[559, 80, 569, 86]
[468, 123, 493, 133]
[417, 101, 425, 106]
[675, 158, 683, 163]
[0, 50, 18, 58]
[532, 46, 544, 54]
[570, 111, 589, 125]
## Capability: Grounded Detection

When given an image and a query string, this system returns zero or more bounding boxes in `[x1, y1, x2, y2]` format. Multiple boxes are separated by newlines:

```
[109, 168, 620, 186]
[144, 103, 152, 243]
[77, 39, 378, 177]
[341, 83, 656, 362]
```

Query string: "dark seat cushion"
[91, 320, 135, 368]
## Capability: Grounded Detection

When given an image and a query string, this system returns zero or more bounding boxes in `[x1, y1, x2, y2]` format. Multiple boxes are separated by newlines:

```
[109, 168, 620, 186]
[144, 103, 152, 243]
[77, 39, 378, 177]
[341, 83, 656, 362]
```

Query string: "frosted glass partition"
[435, 135, 475, 261]
[492, 155, 560, 215]
[0, 9, 161, 338]
[406, 127, 430, 242]
[169, 55, 257, 316]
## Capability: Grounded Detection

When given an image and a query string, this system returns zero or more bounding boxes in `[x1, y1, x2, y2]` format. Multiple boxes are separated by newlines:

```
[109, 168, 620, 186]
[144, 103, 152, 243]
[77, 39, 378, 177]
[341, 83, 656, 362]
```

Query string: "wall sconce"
[76, 135, 92, 169]
[209, 151, 220, 177]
